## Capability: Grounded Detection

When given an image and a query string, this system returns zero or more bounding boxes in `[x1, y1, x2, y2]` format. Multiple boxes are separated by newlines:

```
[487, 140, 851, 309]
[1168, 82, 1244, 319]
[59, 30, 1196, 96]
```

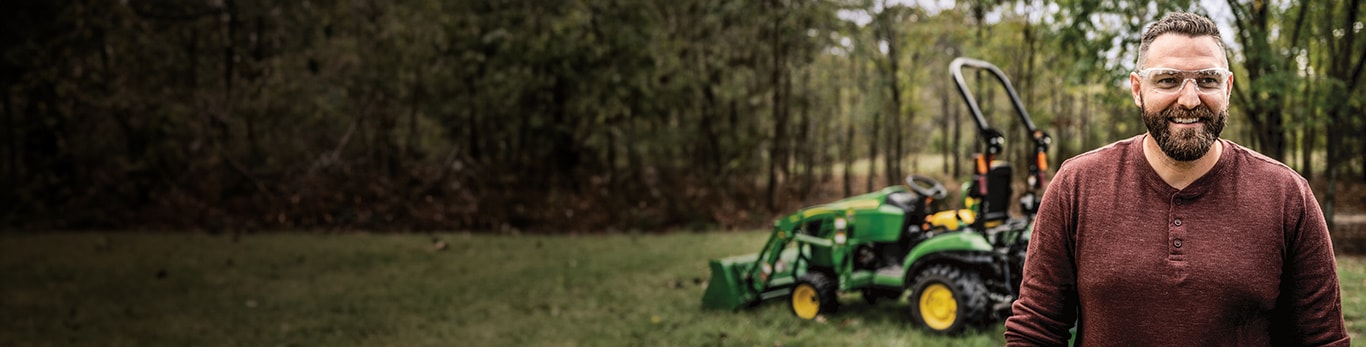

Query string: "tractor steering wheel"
[905, 175, 948, 200]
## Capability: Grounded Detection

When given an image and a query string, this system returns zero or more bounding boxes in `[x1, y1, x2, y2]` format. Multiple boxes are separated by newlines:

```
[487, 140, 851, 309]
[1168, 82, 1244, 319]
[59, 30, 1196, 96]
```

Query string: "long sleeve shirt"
[1004, 135, 1349, 346]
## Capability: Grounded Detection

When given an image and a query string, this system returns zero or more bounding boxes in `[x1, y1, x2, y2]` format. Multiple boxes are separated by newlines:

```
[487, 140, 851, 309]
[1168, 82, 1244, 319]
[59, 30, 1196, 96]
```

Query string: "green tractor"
[701, 58, 1052, 334]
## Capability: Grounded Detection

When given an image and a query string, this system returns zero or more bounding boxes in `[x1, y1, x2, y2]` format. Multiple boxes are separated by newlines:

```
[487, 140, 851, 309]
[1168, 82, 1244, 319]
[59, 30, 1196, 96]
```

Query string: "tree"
[1316, 0, 1365, 230]
[1227, 0, 1304, 162]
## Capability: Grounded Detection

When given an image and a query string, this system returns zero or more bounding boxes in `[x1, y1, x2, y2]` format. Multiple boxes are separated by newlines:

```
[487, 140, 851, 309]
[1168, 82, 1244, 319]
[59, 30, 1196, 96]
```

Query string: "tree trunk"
[835, 52, 846, 196]
[1326, 130, 1339, 231]
[215, 0, 239, 149]
[885, 61, 902, 187]
[952, 91, 961, 178]
[942, 84, 951, 175]
[867, 109, 879, 193]
[702, 70, 724, 176]
[1300, 74, 1315, 180]
[799, 93, 812, 200]
[407, 68, 422, 163]
[1301, 125, 1314, 180]
[1080, 89, 1091, 150]
[766, 0, 787, 211]
[844, 107, 854, 197]
[246, 15, 263, 164]
[1055, 91, 1069, 160]
[3, 89, 13, 198]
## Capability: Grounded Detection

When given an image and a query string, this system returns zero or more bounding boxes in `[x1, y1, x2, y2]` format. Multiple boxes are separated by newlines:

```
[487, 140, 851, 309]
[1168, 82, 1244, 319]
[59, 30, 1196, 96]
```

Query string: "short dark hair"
[1136, 12, 1226, 69]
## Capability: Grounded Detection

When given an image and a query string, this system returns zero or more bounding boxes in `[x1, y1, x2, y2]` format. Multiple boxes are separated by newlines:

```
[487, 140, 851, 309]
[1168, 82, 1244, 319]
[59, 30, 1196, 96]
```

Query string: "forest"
[1, 0, 1363, 233]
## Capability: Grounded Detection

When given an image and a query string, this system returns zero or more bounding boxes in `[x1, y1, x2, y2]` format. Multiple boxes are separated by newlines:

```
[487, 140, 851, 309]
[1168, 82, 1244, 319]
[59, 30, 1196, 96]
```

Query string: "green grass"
[2, 231, 1363, 346]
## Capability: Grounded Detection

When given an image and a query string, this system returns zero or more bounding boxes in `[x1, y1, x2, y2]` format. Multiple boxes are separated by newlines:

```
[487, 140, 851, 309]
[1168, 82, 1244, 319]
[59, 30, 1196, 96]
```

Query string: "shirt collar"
[1132, 134, 1233, 200]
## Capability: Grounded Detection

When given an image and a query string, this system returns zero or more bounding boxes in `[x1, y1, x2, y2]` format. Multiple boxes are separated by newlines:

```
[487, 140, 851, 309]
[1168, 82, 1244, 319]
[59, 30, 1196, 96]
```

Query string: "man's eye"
[1198, 77, 1219, 85]
[1154, 77, 1179, 86]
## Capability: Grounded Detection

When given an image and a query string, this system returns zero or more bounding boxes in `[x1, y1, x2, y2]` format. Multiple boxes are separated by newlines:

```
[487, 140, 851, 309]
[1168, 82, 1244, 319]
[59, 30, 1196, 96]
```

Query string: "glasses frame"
[1134, 67, 1232, 95]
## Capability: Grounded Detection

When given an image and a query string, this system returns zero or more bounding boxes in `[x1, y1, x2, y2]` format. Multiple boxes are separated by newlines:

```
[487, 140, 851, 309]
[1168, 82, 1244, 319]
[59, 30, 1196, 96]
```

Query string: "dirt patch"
[1310, 180, 1366, 254]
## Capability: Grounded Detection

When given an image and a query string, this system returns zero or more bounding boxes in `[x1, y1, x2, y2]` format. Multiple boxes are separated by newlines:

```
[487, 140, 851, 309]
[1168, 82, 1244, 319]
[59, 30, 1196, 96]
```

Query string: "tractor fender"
[900, 231, 997, 282]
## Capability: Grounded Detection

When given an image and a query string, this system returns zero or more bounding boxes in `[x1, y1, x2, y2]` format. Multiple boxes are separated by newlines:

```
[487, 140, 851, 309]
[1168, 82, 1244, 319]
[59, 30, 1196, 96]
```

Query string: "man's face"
[1130, 34, 1233, 161]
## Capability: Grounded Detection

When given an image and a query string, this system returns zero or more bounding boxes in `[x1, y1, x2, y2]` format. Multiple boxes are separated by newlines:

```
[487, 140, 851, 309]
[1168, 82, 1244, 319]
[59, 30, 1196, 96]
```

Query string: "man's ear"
[1130, 73, 1143, 107]
[1226, 73, 1234, 99]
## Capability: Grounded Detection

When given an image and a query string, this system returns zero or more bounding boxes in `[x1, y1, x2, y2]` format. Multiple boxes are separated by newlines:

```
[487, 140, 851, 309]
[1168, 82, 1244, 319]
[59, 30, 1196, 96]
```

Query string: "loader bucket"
[701, 254, 759, 310]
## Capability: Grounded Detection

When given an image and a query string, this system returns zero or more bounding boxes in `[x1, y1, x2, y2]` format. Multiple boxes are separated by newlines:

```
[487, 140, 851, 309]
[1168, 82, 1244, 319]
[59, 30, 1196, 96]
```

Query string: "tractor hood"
[772, 186, 912, 243]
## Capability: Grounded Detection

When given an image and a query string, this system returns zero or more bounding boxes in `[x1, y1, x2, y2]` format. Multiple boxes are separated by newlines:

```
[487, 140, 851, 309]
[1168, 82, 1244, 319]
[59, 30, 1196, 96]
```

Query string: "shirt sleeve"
[1273, 180, 1350, 346]
[1004, 166, 1079, 346]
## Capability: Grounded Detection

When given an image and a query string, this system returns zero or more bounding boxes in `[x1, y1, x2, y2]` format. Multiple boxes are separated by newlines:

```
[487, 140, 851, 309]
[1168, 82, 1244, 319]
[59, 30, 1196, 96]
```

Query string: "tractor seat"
[979, 161, 1014, 224]
[885, 191, 922, 215]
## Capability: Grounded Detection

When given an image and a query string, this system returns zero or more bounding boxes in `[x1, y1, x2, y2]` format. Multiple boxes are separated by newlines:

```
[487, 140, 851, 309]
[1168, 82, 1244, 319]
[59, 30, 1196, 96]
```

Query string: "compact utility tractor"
[701, 58, 1052, 334]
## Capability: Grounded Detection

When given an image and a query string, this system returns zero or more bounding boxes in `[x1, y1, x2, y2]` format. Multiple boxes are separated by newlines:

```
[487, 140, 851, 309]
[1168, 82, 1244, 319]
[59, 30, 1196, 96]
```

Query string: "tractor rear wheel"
[908, 264, 989, 334]
[790, 272, 838, 319]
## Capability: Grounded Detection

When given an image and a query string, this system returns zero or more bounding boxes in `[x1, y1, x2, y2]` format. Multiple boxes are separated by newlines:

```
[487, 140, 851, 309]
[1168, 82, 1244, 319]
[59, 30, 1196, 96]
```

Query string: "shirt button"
[1174, 239, 1183, 248]
[1174, 219, 1183, 226]
[1175, 199, 1183, 206]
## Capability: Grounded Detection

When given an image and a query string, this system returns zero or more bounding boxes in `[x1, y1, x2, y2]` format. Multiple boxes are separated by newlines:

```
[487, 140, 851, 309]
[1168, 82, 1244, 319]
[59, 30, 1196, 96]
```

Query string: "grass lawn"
[2, 231, 1363, 346]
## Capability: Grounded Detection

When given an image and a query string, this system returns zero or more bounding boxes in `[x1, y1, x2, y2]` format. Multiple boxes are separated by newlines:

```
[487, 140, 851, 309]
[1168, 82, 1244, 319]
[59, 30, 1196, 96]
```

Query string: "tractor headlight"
[834, 217, 848, 244]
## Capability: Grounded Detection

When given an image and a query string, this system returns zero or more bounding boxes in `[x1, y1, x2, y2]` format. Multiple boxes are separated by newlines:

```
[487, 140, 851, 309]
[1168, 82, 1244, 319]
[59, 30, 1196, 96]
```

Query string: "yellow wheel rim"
[792, 284, 820, 319]
[918, 283, 957, 330]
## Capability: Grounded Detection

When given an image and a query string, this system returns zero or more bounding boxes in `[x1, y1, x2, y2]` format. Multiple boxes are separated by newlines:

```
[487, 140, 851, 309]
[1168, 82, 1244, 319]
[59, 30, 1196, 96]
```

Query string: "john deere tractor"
[700, 58, 1051, 334]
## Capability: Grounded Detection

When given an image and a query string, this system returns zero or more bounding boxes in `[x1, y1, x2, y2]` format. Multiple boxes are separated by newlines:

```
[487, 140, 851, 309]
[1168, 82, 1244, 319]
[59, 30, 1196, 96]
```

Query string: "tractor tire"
[908, 264, 989, 334]
[790, 272, 839, 320]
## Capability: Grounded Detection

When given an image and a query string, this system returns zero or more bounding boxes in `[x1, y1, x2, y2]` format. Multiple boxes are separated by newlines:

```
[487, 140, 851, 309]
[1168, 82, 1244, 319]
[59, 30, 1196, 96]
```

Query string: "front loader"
[700, 58, 1051, 334]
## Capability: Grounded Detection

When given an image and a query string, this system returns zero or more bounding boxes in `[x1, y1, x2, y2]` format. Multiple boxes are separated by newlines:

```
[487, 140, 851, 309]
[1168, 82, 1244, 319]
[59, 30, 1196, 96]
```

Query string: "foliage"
[1, 0, 1362, 232]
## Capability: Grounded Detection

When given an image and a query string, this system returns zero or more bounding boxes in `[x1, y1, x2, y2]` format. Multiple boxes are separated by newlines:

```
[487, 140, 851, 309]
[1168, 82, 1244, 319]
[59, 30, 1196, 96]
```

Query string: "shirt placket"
[1168, 193, 1189, 282]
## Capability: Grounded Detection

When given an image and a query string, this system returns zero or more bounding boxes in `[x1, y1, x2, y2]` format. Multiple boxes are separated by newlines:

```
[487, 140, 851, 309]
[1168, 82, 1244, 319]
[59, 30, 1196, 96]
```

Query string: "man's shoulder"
[1223, 139, 1309, 187]
[1225, 140, 1293, 171]
[1057, 135, 1143, 173]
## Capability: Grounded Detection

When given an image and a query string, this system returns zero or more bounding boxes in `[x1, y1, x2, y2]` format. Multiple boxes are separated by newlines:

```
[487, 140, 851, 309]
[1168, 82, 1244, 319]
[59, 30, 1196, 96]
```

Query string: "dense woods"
[2, 0, 1363, 232]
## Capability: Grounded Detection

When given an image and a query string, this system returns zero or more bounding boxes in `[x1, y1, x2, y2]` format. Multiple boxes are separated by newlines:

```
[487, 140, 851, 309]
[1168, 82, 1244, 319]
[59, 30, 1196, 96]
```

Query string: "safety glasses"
[1135, 68, 1232, 94]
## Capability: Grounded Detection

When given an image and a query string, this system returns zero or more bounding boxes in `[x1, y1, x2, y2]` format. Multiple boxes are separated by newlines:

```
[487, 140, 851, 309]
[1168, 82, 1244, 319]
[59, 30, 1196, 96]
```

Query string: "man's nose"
[1175, 79, 1202, 109]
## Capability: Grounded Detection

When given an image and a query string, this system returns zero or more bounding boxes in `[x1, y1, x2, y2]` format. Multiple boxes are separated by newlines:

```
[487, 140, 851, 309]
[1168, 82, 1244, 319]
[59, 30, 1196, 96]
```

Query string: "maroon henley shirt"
[1004, 135, 1349, 346]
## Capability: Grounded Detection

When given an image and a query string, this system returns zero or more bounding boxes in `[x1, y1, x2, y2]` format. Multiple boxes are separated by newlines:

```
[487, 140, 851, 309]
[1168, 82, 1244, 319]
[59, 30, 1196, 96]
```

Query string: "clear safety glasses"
[1135, 68, 1232, 94]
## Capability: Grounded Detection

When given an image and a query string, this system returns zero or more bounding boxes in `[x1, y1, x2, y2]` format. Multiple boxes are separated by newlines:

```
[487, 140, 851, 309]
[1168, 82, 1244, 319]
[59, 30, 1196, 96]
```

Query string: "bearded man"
[1003, 12, 1349, 346]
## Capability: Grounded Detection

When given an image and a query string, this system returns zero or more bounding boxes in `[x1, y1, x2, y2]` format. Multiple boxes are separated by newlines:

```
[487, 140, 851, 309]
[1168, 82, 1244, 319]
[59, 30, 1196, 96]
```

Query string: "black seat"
[980, 162, 1013, 223]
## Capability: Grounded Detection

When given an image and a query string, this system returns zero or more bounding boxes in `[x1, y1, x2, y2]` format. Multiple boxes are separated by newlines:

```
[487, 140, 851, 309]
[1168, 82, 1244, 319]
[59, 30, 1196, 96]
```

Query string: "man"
[1004, 12, 1349, 346]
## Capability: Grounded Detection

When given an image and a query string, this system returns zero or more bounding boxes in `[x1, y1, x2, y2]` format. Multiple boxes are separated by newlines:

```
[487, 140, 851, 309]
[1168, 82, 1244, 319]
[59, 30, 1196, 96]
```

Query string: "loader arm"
[701, 222, 805, 310]
[747, 225, 799, 293]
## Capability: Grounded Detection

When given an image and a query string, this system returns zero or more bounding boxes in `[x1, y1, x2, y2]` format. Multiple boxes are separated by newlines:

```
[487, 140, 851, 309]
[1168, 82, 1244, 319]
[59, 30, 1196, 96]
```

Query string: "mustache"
[1161, 105, 1217, 120]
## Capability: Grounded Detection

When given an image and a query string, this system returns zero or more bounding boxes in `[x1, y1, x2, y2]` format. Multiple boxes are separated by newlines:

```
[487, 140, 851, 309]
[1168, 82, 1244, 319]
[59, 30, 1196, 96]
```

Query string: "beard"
[1141, 99, 1227, 162]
